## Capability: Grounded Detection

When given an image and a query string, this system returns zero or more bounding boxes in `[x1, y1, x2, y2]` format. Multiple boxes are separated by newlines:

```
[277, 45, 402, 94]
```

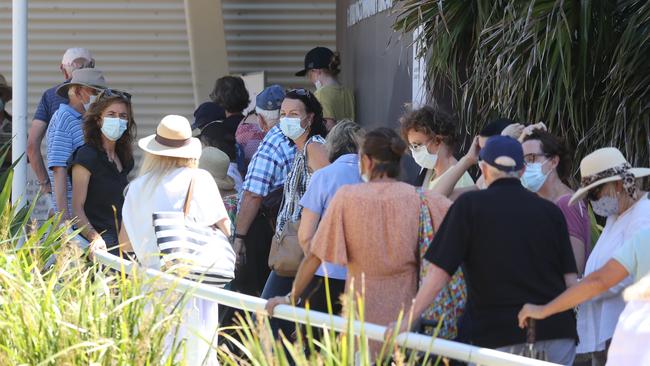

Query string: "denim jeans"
[261, 270, 295, 339]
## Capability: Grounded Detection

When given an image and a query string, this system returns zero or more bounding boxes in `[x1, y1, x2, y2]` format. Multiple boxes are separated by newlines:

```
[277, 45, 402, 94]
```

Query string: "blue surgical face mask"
[521, 160, 550, 192]
[279, 117, 306, 141]
[101, 117, 128, 141]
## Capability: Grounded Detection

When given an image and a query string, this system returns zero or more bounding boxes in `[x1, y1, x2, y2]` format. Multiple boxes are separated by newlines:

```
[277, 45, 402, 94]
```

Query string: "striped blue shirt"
[242, 125, 296, 197]
[47, 103, 84, 213]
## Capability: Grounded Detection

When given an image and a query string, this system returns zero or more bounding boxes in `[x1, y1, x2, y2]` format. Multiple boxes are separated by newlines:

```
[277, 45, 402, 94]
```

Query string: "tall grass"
[0, 146, 443, 365]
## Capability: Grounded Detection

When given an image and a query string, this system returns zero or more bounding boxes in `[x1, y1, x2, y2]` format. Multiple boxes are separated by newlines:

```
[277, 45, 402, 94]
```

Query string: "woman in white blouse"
[107, 115, 231, 366]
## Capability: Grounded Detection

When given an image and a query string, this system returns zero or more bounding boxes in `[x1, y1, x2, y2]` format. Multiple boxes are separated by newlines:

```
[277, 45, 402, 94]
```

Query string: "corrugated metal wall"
[0, 0, 194, 159]
[222, 0, 336, 89]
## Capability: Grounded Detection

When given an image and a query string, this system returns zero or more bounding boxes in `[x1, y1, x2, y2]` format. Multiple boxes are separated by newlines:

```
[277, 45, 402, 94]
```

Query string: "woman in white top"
[517, 147, 650, 366]
[115, 115, 231, 366]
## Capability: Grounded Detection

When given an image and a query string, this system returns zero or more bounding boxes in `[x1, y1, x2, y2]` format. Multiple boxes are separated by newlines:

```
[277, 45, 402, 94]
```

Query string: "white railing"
[92, 248, 559, 366]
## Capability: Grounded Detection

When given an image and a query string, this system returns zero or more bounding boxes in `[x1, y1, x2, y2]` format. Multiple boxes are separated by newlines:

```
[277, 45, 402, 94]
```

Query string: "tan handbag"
[268, 221, 303, 277]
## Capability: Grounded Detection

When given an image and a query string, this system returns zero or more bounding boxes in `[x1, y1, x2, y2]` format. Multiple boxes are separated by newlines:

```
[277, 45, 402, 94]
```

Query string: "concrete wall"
[336, 0, 412, 131]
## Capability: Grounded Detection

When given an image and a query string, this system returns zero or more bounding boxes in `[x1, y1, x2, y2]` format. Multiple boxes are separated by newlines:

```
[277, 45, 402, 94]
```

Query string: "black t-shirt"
[424, 178, 578, 348]
[67, 145, 133, 243]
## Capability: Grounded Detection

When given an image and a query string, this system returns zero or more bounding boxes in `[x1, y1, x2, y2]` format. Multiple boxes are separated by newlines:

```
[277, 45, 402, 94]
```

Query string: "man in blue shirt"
[47, 69, 106, 218]
[27, 48, 94, 196]
[233, 86, 294, 296]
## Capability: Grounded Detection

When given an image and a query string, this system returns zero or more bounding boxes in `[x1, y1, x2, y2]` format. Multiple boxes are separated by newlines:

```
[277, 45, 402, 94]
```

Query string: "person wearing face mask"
[266, 128, 451, 359]
[400, 106, 474, 191]
[518, 147, 650, 366]
[47, 69, 107, 218]
[296, 47, 355, 131]
[68, 89, 135, 256]
[260, 88, 329, 338]
[521, 129, 591, 275]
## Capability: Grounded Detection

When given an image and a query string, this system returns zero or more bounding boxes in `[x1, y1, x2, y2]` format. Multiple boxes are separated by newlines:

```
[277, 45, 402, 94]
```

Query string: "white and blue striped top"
[46, 103, 84, 213]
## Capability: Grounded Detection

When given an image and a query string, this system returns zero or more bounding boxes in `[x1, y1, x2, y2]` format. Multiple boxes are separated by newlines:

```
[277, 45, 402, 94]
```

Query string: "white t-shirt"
[122, 167, 227, 366]
[577, 193, 650, 353]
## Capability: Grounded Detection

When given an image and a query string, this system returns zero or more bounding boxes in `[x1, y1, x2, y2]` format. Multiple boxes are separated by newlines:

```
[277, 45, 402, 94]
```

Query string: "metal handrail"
[93, 249, 558, 366]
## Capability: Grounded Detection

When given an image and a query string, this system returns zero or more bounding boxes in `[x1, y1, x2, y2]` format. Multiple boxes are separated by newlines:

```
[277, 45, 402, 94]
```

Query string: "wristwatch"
[285, 293, 302, 306]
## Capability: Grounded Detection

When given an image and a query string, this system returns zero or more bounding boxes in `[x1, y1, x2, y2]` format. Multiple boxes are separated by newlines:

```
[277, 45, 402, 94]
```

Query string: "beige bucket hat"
[56, 68, 107, 98]
[569, 147, 650, 205]
[138, 115, 202, 159]
[199, 146, 237, 196]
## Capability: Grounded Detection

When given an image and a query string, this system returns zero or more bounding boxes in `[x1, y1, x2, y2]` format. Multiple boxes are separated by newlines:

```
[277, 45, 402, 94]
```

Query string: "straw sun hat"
[569, 147, 650, 205]
[138, 115, 202, 159]
[199, 146, 237, 196]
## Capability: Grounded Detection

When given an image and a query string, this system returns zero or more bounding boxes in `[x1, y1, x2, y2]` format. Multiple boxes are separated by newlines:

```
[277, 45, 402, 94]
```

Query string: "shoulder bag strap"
[183, 176, 196, 217]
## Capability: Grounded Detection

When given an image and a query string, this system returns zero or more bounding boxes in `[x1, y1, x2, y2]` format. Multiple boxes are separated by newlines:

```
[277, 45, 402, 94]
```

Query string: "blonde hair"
[139, 152, 198, 192]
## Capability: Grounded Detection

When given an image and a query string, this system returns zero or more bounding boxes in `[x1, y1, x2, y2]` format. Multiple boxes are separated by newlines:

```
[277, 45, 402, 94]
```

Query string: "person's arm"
[387, 264, 451, 337]
[298, 208, 321, 253]
[564, 273, 579, 288]
[27, 120, 51, 193]
[215, 218, 232, 238]
[306, 142, 329, 172]
[517, 259, 629, 328]
[569, 236, 587, 276]
[431, 136, 480, 198]
[71, 165, 102, 242]
[233, 190, 263, 261]
[265, 253, 322, 315]
[52, 166, 70, 219]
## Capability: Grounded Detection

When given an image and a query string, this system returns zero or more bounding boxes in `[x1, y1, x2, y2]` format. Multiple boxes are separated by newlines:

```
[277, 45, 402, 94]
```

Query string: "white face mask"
[83, 94, 97, 111]
[521, 160, 550, 193]
[314, 79, 323, 90]
[279, 117, 306, 141]
[591, 195, 619, 217]
[410, 144, 438, 170]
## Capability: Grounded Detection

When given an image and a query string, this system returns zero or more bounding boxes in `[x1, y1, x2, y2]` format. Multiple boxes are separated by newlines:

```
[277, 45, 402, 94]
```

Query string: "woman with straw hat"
[110, 115, 231, 366]
[517, 147, 650, 365]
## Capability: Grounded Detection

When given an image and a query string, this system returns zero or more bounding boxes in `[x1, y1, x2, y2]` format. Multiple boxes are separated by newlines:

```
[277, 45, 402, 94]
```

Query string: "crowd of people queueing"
[8, 45, 650, 366]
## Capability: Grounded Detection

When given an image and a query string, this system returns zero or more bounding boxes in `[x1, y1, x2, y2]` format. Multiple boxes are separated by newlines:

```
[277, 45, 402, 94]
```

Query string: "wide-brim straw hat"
[138, 115, 202, 159]
[0, 74, 11, 103]
[56, 68, 107, 98]
[199, 146, 236, 195]
[569, 147, 650, 205]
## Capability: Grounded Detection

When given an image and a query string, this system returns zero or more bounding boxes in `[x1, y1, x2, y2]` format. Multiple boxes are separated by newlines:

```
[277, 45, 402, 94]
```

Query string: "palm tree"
[394, 0, 650, 170]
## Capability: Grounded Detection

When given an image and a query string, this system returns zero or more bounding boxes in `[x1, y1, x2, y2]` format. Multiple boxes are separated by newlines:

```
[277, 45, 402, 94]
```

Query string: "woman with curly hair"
[68, 89, 136, 255]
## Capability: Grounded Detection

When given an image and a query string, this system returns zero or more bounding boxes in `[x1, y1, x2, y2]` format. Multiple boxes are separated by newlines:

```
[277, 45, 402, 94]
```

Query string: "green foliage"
[395, 0, 650, 171]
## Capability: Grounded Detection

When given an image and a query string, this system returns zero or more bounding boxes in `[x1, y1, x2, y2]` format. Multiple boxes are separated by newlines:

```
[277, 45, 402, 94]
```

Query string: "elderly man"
[47, 68, 106, 218]
[391, 136, 579, 365]
[255, 84, 284, 133]
[27, 48, 94, 196]
[233, 85, 293, 297]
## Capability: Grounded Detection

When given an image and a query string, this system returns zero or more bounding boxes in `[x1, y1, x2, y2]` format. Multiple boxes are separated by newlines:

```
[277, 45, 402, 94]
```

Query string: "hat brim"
[295, 69, 308, 77]
[138, 134, 202, 160]
[569, 167, 650, 206]
[56, 82, 105, 98]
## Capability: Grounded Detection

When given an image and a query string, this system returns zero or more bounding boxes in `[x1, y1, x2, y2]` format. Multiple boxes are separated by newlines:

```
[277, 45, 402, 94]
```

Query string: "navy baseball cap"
[192, 102, 226, 130]
[256, 85, 285, 111]
[479, 135, 524, 172]
[296, 47, 334, 76]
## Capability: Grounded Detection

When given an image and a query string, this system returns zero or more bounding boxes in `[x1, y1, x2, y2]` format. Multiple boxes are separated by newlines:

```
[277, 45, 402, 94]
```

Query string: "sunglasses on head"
[289, 88, 313, 97]
[97, 88, 132, 102]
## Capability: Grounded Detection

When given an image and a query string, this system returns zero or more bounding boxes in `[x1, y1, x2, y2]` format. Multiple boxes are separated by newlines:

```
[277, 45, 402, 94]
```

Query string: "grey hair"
[325, 119, 364, 162]
[255, 106, 280, 124]
[62, 57, 94, 75]
[480, 161, 521, 180]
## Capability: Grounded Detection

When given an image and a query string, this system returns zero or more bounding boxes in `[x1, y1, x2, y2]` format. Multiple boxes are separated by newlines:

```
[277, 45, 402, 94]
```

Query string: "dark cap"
[192, 102, 226, 130]
[479, 135, 524, 172]
[295, 47, 334, 76]
[256, 84, 285, 111]
[479, 118, 516, 137]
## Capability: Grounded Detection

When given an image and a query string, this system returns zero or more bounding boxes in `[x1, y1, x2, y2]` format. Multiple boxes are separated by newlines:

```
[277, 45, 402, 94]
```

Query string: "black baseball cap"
[479, 135, 524, 172]
[192, 102, 226, 130]
[295, 47, 334, 77]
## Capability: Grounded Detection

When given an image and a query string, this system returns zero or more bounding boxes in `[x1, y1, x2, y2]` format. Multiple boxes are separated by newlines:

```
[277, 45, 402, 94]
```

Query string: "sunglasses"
[586, 184, 605, 201]
[97, 88, 132, 102]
